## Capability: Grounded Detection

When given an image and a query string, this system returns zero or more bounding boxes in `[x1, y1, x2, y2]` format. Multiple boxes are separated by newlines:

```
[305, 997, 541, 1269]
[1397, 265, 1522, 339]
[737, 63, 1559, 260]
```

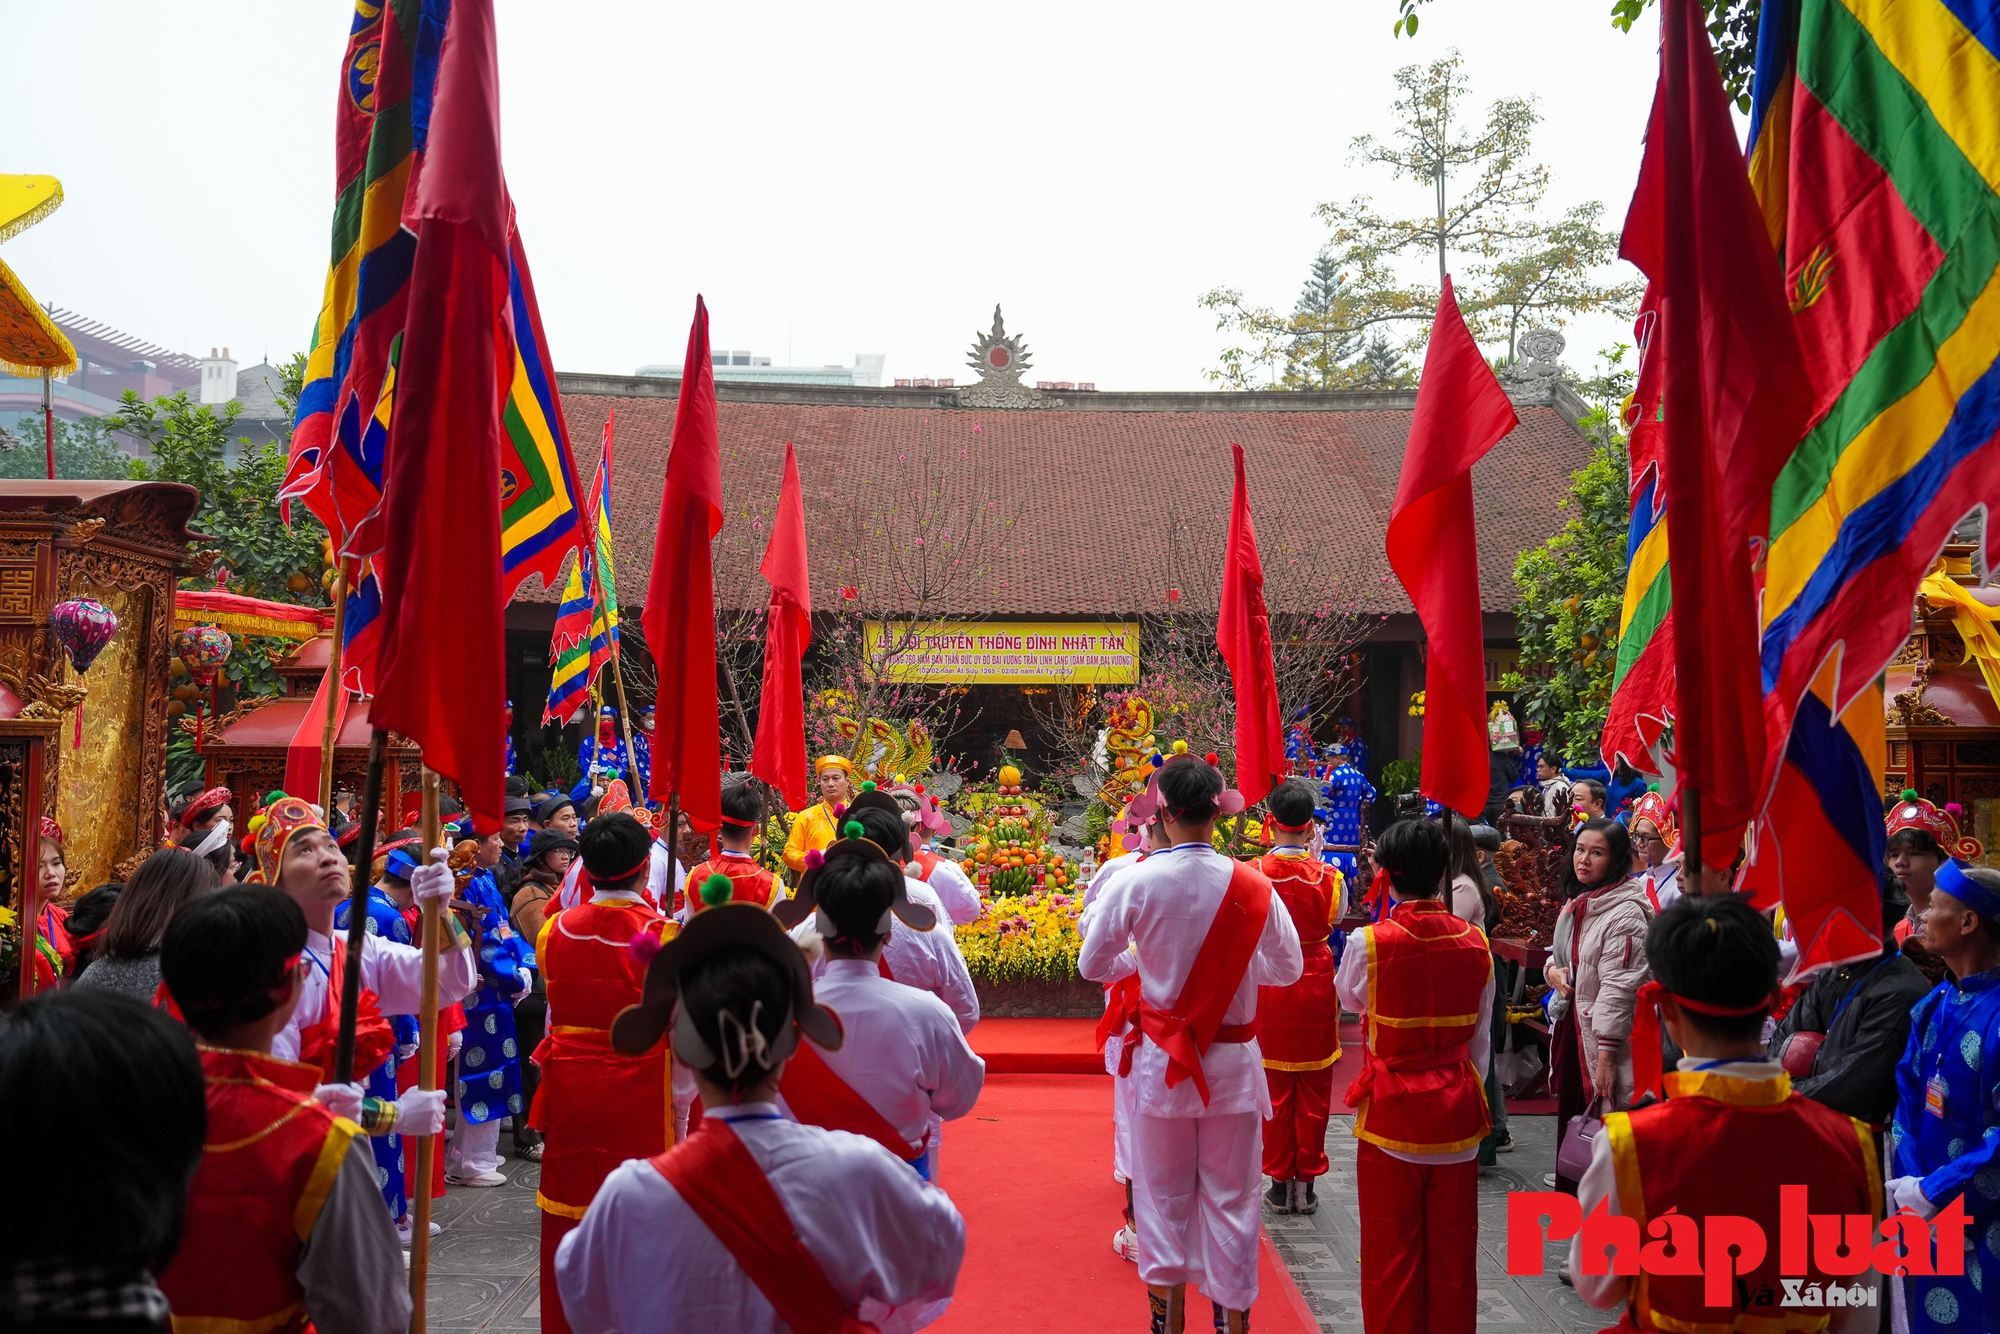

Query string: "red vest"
[1256, 853, 1343, 1070]
[1346, 900, 1491, 1153]
[532, 900, 673, 1216]
[158, 1047, 359, 1334]
[1605, 1071, 1881, 1333]
[685, 855, 779, 912]
[910, 849, 940, 881]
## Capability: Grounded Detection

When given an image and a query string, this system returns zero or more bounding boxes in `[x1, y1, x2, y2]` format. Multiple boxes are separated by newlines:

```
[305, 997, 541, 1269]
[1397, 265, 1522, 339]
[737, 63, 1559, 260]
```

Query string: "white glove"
[395, 1042, 419, 1064]
[511, 972, 533, 1002]
[395, 1088, 447, 1136]
[446, 1030, 463, 1060]
[410, 851, 456, 904]
[591, 784, 606, 799]
[312, 1082, 365, 1121]
[1887, 1176, 1939, 1218]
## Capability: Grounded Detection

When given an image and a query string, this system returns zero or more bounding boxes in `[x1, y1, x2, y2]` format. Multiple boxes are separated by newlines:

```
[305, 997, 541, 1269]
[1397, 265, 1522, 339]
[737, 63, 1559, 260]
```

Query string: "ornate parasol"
[0, 175, 78, 480]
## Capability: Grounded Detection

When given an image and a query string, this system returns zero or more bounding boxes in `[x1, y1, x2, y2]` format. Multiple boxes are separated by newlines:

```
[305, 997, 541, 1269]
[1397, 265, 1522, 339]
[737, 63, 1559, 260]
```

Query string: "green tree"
[1392, 0, 1761, 113]
[0, 414, 139, 480]
[109, 391, 330, 608]
[1500, 346, 1638, 764]
[1203, 54, 1637, 385]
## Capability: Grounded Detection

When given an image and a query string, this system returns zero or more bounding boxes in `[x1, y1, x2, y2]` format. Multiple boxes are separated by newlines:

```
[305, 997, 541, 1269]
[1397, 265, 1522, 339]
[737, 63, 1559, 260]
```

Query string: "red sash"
[1095, 975, 1141, 1051]
[653, 1121, 876, 1334]
[778, 1039, 924, 1162]
[294, 940, 397, 1082]
[1135, 859, 1273, 1104]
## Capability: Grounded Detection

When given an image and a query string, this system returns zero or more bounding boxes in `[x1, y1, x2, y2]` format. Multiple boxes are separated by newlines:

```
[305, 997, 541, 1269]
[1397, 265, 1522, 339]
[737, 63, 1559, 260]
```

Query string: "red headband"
[718, 815, 759, 829]
[1268, 818, 1315, 833]
[1629, 979, 1776, 1098]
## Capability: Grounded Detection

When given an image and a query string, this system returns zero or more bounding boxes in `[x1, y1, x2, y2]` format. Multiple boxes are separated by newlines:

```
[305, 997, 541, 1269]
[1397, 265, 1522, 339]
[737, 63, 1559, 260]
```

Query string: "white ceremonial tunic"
[274, 925, 479, 1063]
[1078, 859, 1142, 1180]
[919, 854, 982, 926]
[804, 878, 981, 1034]
[793, 957, 987, 1154]
[1077, 840, 1300, 1312]
[1332, 912, 1495, 1165]
[1077, 842, 1303, 1119]
[555, 1104, 966, 1334]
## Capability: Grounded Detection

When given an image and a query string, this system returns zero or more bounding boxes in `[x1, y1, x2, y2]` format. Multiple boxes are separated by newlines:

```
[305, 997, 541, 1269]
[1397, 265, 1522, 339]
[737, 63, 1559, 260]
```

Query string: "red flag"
[1217, 443, 1283, 809]
[1619, 0, 1813, 870]
[285, 667, 351, 800]
[643, 298, 726, 829]
[1387, 278, 1518, 819]
[365, 0, 511, 830]
[751, 443, 812, 812]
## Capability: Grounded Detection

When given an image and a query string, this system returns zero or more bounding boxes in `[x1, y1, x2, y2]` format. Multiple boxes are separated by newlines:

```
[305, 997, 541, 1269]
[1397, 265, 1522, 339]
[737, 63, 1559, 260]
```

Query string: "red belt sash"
[1095, 974, 1141, 1051]
[653, 1122, 876, 1334]
[779, 1039, 925, 1162]
[1126, 860, 1273, 1104]
[1344, 1042, 1471, 1107]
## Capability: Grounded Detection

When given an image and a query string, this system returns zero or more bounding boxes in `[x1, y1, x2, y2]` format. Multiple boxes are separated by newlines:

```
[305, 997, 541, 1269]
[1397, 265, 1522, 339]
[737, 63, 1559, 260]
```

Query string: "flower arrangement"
[954, 890, 1085, 985]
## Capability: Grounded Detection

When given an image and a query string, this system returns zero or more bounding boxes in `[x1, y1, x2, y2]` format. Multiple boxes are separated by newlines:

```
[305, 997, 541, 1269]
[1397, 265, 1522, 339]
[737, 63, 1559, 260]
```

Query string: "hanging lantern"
[50, 597, 117, 674]
[49, 597, 118, 748]
[173, 624, 233, 749]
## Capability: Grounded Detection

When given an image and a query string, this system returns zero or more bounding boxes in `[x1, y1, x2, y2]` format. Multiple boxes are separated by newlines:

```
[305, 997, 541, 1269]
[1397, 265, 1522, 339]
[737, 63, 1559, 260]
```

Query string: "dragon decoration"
[818, 691, 935, 785]
[1091, 694, 1157, 814]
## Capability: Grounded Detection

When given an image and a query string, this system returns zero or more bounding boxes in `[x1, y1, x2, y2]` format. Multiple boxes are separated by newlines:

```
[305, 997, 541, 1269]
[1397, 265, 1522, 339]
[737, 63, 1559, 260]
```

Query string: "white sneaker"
[446, 1166, 507, 1188]
[395, 1218, 443, 1246]
[1111, 1227, 1139, 1262]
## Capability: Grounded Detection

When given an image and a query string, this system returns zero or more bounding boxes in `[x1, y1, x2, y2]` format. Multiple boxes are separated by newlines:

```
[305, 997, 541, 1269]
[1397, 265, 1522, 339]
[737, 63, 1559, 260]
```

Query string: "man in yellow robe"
[783, 755, 857, 872]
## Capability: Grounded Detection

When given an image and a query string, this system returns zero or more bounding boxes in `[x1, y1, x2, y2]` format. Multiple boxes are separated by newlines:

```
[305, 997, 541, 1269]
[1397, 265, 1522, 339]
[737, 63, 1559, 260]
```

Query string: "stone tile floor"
[422, 1148, 543, 1333]
[422, 1116, 1598, 1332]
[1265, 1114, 1603, 1333]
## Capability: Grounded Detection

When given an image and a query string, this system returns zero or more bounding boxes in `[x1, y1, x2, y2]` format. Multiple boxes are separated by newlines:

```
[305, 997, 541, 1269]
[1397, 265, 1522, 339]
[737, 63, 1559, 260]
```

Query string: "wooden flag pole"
[408, 767, 443, 1334]
[333, 728, 388, 1083]
[318, 563, 349, 815]
[607, 648, 645, 802]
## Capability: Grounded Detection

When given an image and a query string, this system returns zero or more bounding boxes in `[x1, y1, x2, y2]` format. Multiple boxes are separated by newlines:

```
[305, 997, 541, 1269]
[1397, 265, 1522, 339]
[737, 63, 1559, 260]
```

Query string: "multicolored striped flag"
[541, 551, 597, 725]
[289, 0, 583, 699]
[585, 414, 620, 682]
[1752, 0, 2000, 771]
[1601, 289, 1673, 781]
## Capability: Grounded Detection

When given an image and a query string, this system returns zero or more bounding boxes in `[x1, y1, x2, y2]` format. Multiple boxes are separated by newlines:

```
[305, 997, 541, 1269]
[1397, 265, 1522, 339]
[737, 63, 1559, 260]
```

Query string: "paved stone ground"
[1266, 1113, 1602, 1333]
[423, 1144, 543, 1333]
[421, 1112, 1596, 1333]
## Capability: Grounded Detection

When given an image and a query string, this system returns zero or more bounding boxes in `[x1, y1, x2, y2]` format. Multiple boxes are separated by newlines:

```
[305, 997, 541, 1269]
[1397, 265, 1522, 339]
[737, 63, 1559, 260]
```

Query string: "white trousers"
[447, 1117, 502, 1175]
[1113, 1065, 1134, 1182]
[1130, 1110, 1262, 1311]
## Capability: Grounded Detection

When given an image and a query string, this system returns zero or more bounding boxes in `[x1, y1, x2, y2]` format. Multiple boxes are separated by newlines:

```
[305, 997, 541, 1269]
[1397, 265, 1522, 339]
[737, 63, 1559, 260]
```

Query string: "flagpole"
[319, 563, 349, 814]
[408, 766, 443, 1334]
[607, 647, 644, 801]
[334, 728, 389, 1083]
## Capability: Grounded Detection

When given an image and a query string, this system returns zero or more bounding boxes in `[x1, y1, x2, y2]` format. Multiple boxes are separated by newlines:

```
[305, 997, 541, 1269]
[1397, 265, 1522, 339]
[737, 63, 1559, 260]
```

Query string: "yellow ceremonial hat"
[815, 754, 853, 775]
[0, 174, 77, 379]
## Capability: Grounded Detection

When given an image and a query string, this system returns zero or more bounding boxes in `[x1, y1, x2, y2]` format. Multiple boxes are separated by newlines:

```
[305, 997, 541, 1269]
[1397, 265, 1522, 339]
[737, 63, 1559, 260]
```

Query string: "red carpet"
[967, 1018, 1108, 1073]
[933, 1073, 1315, 1333]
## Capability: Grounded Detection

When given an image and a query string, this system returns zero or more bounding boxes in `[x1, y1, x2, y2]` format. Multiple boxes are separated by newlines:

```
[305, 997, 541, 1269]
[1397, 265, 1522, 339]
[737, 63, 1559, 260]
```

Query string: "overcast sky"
[6, 0, 1662, 392]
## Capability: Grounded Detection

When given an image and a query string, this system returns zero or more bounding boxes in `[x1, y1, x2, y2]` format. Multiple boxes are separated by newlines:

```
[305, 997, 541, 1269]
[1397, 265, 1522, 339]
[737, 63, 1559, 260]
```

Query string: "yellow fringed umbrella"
[0, 175, 79, 479]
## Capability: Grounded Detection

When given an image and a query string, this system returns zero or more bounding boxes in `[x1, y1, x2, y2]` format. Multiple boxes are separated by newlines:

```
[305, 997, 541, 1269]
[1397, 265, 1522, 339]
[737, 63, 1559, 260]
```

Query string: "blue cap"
[1937, 859, 2000, 922]
[383, 848, 424, 883]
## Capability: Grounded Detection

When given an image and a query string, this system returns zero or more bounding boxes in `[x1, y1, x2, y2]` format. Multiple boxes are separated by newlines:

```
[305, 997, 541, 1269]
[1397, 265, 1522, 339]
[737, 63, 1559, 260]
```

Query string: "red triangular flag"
[1386, 277, 1518, 819]
[1619, 0, 1813, 870]
[750, 443, 812, 812]
[366, 0, 511, 829]
[1217, 443, 1283, 809]
[642, 297, 726, 829]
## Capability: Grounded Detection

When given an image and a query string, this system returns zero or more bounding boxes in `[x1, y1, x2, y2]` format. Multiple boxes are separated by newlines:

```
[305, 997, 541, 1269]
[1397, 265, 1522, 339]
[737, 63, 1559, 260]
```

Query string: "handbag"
[1556, 1095, 1605, 1183]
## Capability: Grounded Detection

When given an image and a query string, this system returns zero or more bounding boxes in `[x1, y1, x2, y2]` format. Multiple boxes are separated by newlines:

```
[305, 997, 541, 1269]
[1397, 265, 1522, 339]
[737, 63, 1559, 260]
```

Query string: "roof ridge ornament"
[961, 305, 1051, 408]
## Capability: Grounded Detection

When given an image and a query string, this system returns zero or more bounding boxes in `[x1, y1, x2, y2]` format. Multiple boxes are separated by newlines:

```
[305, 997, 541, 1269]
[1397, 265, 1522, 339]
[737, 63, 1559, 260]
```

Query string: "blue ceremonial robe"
[1893, 966, 2000, 1333]
[332, 887, 416, 1222]
[1316, 760, 1376, 882]
[630, 729, 652, 796]
[573, 735, 635, 801]
[457, 867, 532, 1126]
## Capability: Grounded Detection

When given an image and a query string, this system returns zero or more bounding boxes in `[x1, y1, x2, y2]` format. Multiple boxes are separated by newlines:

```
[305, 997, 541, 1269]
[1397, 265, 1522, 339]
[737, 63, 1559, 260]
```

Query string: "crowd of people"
[6, 721, 2000, 1334]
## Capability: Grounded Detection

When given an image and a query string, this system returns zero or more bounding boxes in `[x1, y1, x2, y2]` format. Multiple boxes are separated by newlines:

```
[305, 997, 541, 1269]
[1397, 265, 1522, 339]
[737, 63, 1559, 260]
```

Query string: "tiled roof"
[518, 380, 1594, 618]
